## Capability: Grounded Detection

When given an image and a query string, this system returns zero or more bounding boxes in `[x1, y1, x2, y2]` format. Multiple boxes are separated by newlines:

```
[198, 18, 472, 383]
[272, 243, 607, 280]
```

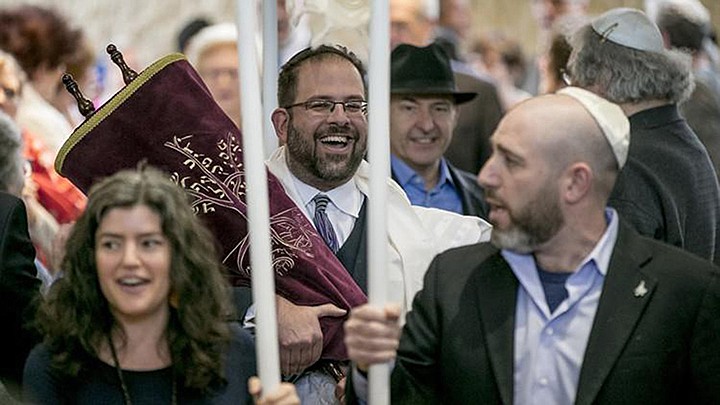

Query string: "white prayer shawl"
[266, 146, 492, 320]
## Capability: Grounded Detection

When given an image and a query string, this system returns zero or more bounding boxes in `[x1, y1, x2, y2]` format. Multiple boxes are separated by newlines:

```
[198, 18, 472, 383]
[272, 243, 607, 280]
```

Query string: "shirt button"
[539, 378, 548, 386]
[546, 328, 554, 336]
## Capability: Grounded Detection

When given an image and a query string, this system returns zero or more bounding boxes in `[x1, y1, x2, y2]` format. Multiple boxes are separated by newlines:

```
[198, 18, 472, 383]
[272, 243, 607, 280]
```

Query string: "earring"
[169, 291, 179, 308]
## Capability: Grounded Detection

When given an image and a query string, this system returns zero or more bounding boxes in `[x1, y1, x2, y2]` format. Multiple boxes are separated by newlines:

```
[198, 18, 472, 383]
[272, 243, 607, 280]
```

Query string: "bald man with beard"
[344, 88, 720, 404]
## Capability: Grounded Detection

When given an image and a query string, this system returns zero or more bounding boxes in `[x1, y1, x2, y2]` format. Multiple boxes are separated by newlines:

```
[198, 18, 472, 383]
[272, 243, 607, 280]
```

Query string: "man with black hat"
[390, 0, 504, 175]
[568, 8, 720, 264]
[389, 43, 488, 218]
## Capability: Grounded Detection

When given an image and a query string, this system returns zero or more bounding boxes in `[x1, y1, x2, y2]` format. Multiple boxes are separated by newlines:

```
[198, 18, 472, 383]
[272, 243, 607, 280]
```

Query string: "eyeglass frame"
[559, 68, 572, 86]
[282, 99, 368, 116]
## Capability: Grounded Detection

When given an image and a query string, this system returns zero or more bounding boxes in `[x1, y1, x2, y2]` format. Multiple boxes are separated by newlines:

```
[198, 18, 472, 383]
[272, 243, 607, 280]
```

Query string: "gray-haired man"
[568, 7, 720, 263]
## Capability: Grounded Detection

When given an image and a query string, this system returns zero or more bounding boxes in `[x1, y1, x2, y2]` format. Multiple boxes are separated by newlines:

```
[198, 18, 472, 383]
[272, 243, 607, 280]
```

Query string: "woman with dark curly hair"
[22, 167, 298, 404]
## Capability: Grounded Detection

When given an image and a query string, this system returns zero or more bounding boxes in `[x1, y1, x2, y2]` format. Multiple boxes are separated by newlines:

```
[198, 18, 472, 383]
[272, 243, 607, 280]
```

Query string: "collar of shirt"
[292, 175, 363, 219]
[501, 208, 619, 318]
[290, 172, 364, 246]
[391, 154, 457, 191]
[503, 207, 618, 275]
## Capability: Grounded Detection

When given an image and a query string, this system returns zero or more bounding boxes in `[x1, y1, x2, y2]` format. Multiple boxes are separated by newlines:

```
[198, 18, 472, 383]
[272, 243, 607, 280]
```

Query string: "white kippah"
[184, 23, 238, 65]
[557, 87, 630, 169]
[591, 8, 664, 53]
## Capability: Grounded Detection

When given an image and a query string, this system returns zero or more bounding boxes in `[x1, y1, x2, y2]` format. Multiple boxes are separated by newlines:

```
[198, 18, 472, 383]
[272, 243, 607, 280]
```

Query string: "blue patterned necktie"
[313, 194, 339, 253]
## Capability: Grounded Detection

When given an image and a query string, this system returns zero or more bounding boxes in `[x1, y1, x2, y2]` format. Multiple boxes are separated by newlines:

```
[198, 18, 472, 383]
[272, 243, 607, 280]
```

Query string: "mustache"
[484, 189, 500, 202]
[316, 125, 357, 139]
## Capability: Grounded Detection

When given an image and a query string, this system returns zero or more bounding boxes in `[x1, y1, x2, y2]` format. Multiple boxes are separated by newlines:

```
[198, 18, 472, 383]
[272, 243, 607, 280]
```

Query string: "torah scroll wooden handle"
[106, 44, 138, 85]
[62, 73, 95, 118]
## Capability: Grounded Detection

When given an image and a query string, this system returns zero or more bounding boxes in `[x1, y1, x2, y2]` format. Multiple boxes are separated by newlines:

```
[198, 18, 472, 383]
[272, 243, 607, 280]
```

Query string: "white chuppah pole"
[236, 0, 281, 392]
[263, 0, 279, 158]
[367, 0, 390, 404]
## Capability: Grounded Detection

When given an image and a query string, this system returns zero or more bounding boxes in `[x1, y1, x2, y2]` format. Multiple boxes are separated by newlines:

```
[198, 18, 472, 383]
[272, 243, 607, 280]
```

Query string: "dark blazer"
[609, 104, 720, 264]
[0, 193, 40, 396]
[387, 221, 720, 404]
[447, 162, 488, 219]
[680, 79, 720, 176]
[391, 161, 489, 220]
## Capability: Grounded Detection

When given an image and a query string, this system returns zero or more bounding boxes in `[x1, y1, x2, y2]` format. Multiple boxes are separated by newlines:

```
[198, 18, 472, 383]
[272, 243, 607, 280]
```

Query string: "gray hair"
[0, 111, 24, 195]
[567, 24, 694, 104]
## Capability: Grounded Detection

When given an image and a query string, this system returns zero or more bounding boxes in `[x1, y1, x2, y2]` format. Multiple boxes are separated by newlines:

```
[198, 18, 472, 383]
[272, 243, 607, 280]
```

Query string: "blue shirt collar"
[391, 154, 456, 189]
[502, 207, 619, 277]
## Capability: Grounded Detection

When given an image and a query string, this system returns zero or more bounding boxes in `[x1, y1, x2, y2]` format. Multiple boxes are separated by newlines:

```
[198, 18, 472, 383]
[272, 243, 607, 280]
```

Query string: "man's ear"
[450, 104, 460, 129]
[661, 30, 672, 50]
[564, 162, 592, 204]
[271, 108, 290, 146]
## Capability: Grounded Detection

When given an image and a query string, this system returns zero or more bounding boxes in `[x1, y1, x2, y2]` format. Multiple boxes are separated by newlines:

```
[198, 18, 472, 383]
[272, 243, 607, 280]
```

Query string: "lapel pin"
[633, 280, 648, 298]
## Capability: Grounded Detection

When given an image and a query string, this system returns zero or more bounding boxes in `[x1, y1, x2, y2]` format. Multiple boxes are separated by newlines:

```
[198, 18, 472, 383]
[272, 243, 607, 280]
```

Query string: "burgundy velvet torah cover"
[55, 53, 367, 361]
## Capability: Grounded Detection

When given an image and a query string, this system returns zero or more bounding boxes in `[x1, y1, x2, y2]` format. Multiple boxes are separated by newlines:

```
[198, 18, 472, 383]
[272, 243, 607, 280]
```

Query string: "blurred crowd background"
[0, 0, 717, 277]
[0, 0, 715, 69]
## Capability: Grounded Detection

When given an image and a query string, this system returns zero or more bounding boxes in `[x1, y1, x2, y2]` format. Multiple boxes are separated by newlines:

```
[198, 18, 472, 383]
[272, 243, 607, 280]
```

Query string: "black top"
[23, 324, 256, 404]
[536, 267, 571, 313]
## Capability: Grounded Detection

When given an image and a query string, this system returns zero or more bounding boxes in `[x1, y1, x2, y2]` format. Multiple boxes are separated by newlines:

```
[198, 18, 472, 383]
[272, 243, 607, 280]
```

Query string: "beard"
[489, 185, 564, 254]
[285, 120, 366, 187]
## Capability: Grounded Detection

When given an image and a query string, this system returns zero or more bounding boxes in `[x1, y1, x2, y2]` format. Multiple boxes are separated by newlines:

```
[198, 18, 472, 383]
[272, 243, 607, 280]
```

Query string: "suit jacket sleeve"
[390, 255, 444, 404]
[0, 194, 41, 388]
[690, 269, 720, 401]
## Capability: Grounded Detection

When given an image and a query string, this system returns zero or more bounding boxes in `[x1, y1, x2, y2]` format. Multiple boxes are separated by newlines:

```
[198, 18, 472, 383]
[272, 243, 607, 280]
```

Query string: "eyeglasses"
[560, 69, 572, 86]
[284, 99, 368, 116]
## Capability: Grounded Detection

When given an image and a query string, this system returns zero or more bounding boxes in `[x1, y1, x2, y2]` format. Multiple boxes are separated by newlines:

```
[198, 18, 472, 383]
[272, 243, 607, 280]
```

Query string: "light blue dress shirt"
[503, 208, 619, 405]
[391, 155, 463, 214]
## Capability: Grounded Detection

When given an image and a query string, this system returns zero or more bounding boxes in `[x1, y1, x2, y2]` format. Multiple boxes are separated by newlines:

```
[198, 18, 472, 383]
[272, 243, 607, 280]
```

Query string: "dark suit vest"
[335, 199, 367, 294]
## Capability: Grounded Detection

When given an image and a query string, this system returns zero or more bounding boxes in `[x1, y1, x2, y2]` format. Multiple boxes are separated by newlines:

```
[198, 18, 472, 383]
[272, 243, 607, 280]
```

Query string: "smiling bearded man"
[284, 105, 366, 188]
[232, 44, 491, 404]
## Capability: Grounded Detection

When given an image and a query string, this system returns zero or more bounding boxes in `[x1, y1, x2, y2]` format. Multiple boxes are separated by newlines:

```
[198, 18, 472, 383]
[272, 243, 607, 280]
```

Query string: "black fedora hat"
[390, 42, 477, 104]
